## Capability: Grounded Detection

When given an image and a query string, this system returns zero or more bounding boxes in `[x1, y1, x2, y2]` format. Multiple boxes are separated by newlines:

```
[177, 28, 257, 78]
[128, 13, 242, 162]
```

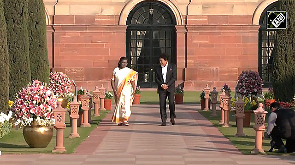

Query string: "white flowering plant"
[0, 111, 12, 138]
[49, 72, 72, 97]
[12, 80, 57, 127]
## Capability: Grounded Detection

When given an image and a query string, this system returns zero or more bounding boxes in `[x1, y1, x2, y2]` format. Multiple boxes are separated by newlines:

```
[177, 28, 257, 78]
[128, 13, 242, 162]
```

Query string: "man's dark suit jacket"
[155, 63, 176, 92]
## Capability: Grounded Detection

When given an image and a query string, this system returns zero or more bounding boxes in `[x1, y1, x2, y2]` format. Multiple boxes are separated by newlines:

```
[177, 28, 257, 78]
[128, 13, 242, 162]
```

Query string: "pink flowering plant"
[12, 80, 57, 127]
[236, 70, 263, 97]
[49, 72, 72, 97]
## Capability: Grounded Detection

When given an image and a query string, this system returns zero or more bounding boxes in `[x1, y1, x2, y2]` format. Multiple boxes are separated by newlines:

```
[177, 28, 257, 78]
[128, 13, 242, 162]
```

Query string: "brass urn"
[23, 121, 53, 148]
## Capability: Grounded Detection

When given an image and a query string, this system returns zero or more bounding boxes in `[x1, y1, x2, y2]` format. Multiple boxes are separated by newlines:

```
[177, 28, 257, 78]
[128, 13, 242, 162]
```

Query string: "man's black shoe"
[160, 122, 166, 126]
[170, 118, 175, 125]
[277, 145, 287, 153]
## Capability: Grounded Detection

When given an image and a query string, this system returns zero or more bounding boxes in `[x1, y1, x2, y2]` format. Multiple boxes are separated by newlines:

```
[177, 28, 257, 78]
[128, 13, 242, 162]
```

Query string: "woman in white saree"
[111, 57, 138, 126]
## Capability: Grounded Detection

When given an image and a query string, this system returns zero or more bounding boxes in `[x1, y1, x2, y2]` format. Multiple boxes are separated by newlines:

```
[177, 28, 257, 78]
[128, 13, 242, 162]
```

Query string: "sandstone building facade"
[44, 0, 279, 90]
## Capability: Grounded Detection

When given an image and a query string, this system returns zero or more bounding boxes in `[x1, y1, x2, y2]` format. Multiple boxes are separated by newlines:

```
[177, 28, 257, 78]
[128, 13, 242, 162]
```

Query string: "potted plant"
[221, 83, 231, 96]
[104, 91, 113, 110]
[263, 87, 275, 109]
[200, 91, 211, 110]
[235, 70, 263, 127]
[49, 71, 73, 108]
[77, 87, 85, 101]
[12, 80, 57, 148]
[133, 86, 141, 104]
[174, 85, 184, 104]
[243, 96, 258, 127]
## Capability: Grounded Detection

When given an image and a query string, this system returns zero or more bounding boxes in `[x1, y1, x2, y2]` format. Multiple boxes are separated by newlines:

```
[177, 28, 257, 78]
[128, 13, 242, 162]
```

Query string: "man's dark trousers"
[159, 89, 176, 123]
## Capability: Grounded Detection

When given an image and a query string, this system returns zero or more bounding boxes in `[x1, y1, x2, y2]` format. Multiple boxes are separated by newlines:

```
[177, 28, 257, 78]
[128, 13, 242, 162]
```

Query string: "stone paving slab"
[0, 104, 295, 164]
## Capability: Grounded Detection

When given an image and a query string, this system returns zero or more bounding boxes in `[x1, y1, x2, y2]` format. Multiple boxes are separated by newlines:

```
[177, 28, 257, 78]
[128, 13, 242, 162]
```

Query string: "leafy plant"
[175, 85, 184, 95]
[200, 90, 205, 100]
[263, 87, 275, 100]
[221, 83, 231, 95]
[77, 87, 85, 95]
[105, 91, 114, 99]
[264, 92, 275, 100]
[135, 86, 141, 94]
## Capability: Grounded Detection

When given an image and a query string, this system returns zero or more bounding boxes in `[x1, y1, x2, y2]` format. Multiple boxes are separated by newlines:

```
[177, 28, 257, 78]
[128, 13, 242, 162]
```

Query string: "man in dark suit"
[155, 54, 176, 126]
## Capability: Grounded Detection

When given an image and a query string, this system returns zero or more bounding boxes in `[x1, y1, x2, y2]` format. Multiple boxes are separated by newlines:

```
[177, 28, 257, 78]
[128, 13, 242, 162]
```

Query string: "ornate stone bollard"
[204, 84, 210, 111]
[69, 96, 80, 138]
[80, 93, 91, 127]
[222, 92, 231, 127]
[52, 100, 66, 153]
[235, 96, 245, 136]
[251, 103, 268, 154]
[99, 84, 106, 111]
[210, 87, 218, 116]
[219, 89, 225, 125]
[93, 86, 100, 117]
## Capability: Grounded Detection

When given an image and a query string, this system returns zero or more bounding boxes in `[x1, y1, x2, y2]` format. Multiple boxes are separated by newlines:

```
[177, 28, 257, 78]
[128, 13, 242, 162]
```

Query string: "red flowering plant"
[49, 72, 72, 98]
[236, 70, 263, 97]
[12, 80, 57, 127]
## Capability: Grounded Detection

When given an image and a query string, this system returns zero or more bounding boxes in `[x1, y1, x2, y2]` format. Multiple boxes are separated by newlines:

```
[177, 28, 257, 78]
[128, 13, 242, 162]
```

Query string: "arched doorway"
[126, 1, 177, 88]
[258, 1, 279, 87]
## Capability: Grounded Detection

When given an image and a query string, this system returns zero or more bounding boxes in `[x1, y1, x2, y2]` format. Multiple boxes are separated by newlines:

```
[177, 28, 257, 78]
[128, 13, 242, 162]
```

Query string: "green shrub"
[272, 0, 295, 102]
[0, 0, 9, 113]
[4, 0, 31, 100]
[28, 0, 49, 83]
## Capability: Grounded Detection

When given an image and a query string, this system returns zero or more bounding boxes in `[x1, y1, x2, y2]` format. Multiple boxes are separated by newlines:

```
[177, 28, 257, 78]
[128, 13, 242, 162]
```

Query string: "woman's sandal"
[123, 121, 129, 126]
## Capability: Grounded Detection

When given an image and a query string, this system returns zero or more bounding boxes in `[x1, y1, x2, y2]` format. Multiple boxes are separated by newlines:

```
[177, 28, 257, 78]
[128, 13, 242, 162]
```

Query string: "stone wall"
[44, 0, 278, 91]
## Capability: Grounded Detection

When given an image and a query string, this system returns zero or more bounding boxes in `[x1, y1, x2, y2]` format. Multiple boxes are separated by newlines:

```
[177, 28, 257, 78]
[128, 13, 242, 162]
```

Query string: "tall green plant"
[0, 0, 9, 113]
[28, 0, 49, 83]
[272, 0, 295, 102]
[4, 0, 31, 100]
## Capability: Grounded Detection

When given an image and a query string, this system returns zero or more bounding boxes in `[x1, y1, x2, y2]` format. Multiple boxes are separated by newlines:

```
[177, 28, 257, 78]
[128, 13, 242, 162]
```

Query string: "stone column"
[204, 84, 210, 111]
[222, 92, 231, 127]
[69, 96, 80, 138]
[92, 86, 100, 117]
[52, 100, 66, 153]
[81, 93, 91, 127]
[99, 84, 106, 111]
[251, 103, 268, 154]
[235, 96, 245, 136]
[219, 89, 225, 125]
[210, 87, 218, 116]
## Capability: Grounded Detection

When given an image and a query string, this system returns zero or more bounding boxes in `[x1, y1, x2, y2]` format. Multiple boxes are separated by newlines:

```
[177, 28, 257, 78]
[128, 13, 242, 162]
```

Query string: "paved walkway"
[1, 104, 295, 165]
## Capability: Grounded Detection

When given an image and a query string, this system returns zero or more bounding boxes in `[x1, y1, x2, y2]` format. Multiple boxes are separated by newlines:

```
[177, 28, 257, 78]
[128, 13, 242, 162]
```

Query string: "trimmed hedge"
[28, 0, 49, 84]
[273, 0, 295, 102]
[0, 0, 9, 113]
[4, 0, 31, 100]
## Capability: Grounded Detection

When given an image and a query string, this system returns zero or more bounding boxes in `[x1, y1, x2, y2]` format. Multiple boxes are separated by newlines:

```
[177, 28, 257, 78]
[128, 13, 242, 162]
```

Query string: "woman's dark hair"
[270, 102, 281, 109]
[118, 57, 128, 67]
[159, 53, 169, 61]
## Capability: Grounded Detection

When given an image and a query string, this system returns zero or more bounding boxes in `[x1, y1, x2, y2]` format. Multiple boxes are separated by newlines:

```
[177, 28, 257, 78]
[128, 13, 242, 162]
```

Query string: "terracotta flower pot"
[264, 99, 276, 109]
[77, 95, 82, 102]
[133, 94, 141, 104]
[175, 94, 183, 104]
[243, 110, 252, 127]
[201, 98, 211, 110]
[104, 99, 112, 110]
